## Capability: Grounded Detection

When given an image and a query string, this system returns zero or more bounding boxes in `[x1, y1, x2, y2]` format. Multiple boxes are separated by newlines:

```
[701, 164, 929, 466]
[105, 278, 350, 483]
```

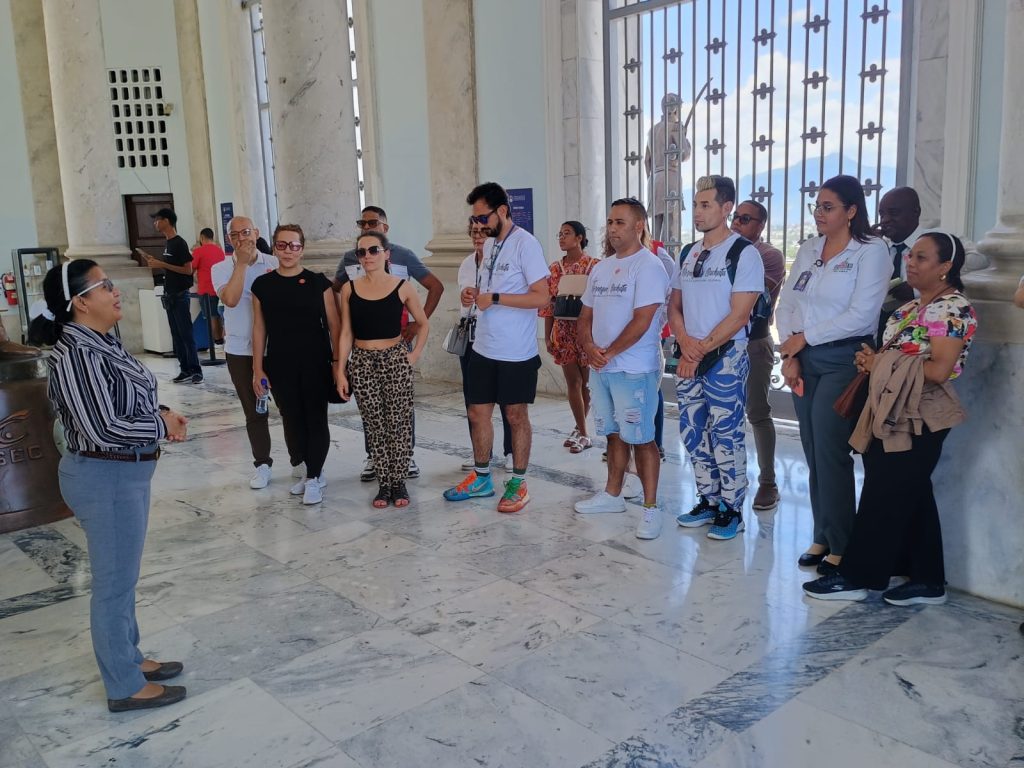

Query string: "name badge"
[832, 260, 854, 273]
[793, 270, 812, 292]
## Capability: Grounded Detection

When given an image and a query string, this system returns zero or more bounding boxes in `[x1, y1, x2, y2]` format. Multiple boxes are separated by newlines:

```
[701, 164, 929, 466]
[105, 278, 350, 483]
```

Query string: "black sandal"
[392, 481, 410, 507]
[372, 485, 392, 508]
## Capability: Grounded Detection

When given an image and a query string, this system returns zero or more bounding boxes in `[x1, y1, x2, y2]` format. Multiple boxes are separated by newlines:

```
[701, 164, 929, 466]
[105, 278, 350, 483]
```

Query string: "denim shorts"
[589, 369, 661, 445]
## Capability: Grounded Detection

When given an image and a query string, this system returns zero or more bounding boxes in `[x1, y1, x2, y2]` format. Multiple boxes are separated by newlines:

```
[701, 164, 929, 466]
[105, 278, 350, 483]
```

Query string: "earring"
[940, 273, 947, 281]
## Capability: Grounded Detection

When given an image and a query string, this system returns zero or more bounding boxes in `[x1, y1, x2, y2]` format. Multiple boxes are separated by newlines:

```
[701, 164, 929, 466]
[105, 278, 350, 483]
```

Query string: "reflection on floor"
[0, 356, 1021, 768]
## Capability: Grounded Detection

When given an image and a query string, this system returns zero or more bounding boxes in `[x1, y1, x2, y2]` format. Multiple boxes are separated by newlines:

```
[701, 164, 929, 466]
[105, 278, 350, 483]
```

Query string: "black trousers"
[266, 355, 331, 479]
[840, 427, 950, 590]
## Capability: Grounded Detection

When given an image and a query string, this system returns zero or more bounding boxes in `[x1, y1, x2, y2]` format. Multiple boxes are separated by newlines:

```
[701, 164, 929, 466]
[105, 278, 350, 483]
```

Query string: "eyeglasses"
[68, 278, 115, 310]
[692, 249, 712, 278]
[730, 214, 763, 225]
[468, 228, 488, 237]
[355, 245, 387, 258]
[273, 241, 303, 252]
[228, 228, 254, 240]
[468, 209, 496, 225]
[356, 219, 383, 229]
[808, 202, 846, 216]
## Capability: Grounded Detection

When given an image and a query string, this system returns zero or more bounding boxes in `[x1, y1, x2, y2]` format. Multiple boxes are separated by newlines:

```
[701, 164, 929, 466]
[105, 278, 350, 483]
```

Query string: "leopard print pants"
[349, 344, 414, 486]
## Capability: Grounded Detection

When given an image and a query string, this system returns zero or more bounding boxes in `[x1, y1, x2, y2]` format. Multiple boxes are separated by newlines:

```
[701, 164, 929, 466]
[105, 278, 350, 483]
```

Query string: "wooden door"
[125, 194, 174, 268]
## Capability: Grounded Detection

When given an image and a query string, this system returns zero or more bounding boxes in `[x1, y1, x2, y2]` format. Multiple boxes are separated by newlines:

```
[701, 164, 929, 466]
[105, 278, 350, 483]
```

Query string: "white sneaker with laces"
[504, 454, 514, 472]
[302, 478, 323, 505]
[635, 505, 664, 540]
[621, 472, 643, 501]
[249, 464, 272, 490]
[291, 462, 305, 479]
[360, 456, 376, 481]
[291, 474, 326, 495]
[574, 491, 626, 515]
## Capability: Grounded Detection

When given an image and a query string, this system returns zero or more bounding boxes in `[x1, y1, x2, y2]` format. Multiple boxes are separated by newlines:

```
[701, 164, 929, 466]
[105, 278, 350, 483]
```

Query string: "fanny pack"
[553, 274, 588, 320]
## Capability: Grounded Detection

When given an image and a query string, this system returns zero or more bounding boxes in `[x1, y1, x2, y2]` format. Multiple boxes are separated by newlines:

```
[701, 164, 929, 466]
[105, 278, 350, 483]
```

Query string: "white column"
[259, 0, 361, 263]
[41, 0, 130, 264]
[966, 0, 1024, 343]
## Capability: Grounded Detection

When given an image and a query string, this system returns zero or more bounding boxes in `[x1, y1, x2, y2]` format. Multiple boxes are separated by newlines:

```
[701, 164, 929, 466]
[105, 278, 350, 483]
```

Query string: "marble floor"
[1, 356, 1022, 768]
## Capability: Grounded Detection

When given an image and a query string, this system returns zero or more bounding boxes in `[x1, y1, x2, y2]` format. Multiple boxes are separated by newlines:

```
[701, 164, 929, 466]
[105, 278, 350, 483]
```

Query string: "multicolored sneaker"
[443, 471, 495, 501]
[676, 496, 717, 527]
[497, 477, 530, 513]
[707, 504, 745, 540]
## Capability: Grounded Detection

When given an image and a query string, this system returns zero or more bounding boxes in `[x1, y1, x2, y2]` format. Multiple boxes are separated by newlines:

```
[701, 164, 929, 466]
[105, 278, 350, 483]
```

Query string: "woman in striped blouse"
[29, 260, 189, 713]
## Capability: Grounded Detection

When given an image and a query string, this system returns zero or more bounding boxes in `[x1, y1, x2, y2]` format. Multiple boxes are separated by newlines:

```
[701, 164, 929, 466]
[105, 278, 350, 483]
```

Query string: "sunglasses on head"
[273, 241, 303, 252]
[355, 245, 387, 258]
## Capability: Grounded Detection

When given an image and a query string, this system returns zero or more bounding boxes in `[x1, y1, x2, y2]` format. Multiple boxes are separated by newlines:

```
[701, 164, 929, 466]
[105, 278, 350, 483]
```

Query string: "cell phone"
[792, 377, 805, 397]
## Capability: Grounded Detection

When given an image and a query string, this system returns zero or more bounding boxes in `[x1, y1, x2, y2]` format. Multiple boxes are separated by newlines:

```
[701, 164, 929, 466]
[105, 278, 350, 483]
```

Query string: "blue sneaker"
[706, 504, 744, 540]
[443, 471, 495, 501]
[676, 496, 717, 527]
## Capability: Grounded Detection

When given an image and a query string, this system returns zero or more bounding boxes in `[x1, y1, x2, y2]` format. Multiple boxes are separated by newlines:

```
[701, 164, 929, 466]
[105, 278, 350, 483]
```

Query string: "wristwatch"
[492, 292, 500, 305]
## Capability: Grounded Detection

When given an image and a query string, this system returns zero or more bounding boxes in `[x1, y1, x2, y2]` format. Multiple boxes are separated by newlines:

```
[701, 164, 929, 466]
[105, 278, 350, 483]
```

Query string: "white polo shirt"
[211, 252, 279, 356]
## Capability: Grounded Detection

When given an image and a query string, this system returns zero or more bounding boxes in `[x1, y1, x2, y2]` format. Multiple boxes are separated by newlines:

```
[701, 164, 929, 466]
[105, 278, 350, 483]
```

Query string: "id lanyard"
[482, 225, 517, 294]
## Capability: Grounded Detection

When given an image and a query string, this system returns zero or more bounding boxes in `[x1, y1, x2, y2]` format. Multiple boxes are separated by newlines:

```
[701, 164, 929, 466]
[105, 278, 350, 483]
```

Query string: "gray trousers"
[744, 335, 777, 486]
[792, 343, 860, 555]
[59, 447, 157, 699]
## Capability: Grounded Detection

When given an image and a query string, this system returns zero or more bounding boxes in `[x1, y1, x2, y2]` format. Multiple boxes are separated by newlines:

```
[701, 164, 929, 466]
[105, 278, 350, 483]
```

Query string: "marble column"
[174, 0, 217, 236]
[259, 0, 360, 272]
[10, 0, 67, 248]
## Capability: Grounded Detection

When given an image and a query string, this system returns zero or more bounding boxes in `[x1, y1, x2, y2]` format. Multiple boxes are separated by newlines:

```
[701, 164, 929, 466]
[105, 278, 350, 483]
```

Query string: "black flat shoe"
[108, 685, 187, 713]
[143, 661, 183, 682]
[816, 559, 841, 576]
[798, 549, 829, 567]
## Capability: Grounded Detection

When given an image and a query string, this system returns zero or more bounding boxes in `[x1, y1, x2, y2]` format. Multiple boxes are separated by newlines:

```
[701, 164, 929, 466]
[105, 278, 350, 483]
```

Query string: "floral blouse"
[881, 292, 977, 380]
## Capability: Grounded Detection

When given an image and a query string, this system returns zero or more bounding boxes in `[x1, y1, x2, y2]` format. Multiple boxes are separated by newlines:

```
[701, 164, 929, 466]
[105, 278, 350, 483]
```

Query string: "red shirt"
[191, 243, 226, 295]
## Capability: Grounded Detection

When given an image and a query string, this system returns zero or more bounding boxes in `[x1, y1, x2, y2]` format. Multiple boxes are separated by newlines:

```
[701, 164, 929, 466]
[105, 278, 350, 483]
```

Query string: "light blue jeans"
[590, 369, 661, 445]
[59, 446, 157, 700]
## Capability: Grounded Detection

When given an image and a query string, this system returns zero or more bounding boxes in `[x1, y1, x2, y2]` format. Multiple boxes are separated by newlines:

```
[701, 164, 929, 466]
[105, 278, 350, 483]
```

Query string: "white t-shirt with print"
[211, 252, 279, 356]
[582, 248, 670, 374]
[472, 227, 549, 362]
[671, 232, 765, 340]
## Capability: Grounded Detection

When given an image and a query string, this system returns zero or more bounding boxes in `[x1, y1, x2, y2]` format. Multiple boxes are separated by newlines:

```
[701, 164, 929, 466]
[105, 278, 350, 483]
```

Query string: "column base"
[425, 234, 473, 263]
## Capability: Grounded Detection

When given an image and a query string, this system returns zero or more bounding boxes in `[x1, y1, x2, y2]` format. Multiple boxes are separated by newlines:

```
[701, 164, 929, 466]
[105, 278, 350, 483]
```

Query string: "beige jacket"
[849, 349, 966, 454]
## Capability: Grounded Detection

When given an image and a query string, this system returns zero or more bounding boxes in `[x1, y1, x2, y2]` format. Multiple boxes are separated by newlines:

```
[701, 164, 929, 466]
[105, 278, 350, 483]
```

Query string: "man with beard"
[670, 175, 764, 541]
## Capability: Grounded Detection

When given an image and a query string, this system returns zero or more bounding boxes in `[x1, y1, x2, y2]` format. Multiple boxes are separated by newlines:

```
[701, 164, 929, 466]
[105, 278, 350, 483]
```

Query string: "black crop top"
[349, 279, 405, 340]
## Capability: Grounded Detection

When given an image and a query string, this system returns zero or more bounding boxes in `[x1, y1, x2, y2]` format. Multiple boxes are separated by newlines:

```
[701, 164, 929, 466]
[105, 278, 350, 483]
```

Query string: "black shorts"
[465, 350, 541, 406]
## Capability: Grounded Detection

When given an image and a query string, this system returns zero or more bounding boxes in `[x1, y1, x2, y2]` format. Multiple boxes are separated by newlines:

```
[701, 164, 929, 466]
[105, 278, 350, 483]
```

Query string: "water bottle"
[256, 379, 270, 415]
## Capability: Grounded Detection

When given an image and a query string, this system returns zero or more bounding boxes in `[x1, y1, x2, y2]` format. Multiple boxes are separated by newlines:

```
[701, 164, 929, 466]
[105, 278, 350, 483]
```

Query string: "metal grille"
[108, 68, 169, 170]
[604, 0, 903, 257]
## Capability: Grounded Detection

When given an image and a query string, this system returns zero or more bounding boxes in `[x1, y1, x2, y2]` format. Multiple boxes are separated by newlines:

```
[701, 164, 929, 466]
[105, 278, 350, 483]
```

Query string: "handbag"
[443, 316, 475, 356]
[552, 273, 589, 320]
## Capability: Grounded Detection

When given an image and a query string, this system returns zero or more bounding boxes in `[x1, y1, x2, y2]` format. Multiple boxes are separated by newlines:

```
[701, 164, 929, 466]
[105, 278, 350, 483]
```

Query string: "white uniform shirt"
[472, 227, 549, 362]
[670, 232, 765, 341]
[775, 235, 890, 346]
[582, 248, 669, 374]
[211, 252, 279, 356]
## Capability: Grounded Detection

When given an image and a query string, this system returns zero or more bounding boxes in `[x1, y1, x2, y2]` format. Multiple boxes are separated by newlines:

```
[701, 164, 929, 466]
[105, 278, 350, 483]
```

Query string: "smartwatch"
[492, 292, 500, 305]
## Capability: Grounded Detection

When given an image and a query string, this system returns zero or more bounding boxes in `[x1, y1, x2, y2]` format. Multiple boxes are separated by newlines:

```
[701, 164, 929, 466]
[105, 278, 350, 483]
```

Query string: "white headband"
[922, 230, 960, 259]
[61, 261, 72, 311]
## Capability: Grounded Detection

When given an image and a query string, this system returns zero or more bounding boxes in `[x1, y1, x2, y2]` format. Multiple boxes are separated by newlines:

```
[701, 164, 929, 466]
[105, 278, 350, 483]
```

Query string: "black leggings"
[267, 356, 331, 479]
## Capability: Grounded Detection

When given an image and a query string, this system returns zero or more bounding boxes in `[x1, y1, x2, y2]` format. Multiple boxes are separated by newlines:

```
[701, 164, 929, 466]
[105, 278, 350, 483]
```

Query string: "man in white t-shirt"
[669, 175, 765, 541]
[211, 216, 285, 490]
[576, 198, 670, 540]
[443, 182, 550, 514]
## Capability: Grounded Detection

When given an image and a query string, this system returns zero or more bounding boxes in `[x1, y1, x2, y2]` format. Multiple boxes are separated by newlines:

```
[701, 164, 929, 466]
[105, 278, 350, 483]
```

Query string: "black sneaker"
[882, 581, 946, 606]
[190, 373, 204, 384]
[802, 572, 868, 601]
[676, 496, 717, 528]
[658, 446, 666, 462]
[172, 372, 191, 384]
[706, 506, 744, 540]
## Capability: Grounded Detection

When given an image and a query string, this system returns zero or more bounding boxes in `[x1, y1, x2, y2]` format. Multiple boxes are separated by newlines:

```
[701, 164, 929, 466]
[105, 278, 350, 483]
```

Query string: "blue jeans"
[163, 292, 200, 376]
[58, 447, 157, 699]
[677, 342, 750, 511]
[590, 369, 661, 445]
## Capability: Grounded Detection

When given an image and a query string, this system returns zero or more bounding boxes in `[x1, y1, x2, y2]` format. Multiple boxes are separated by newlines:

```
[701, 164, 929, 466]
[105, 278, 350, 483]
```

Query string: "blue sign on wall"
[507, 188, 534, 234]
[220, 202, 234, 253]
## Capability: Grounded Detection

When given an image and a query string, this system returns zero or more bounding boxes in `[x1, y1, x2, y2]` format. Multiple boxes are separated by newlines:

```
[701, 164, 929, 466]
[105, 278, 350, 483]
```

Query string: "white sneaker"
[621, 472, 643, 501]
[574, 491, 626, 515]
[504, 454, 514, 472]
[290, 473, 326, 495]
[249, 464, 272, 490]
[635, 505, 664, 540]
[302, 478, 323, 505]
[360, 456, 376, 482]
[291, 462, 305, 479]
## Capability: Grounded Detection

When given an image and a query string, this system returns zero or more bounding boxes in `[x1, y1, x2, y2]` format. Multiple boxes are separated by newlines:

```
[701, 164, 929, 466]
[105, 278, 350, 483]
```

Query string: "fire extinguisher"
[2, 272, 17, 306]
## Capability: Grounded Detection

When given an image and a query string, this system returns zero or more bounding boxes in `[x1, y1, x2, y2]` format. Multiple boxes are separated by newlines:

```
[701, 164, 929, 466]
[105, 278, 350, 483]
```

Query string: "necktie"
[892, 242, 907, 279]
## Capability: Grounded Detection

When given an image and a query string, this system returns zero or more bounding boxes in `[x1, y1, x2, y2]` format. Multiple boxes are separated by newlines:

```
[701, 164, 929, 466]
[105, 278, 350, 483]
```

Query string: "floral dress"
[882, 292, 978, 379]
[538, 255, 599, 366]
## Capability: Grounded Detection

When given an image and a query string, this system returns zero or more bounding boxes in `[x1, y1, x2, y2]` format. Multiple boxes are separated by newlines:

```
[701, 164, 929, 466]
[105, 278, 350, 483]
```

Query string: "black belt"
[73, 448, 161, 462]
[812, 335, 872, 349]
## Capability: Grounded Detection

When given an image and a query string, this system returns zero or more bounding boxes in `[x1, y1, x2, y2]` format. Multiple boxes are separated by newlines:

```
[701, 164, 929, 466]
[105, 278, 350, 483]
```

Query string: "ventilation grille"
[107, 68, 170, 169]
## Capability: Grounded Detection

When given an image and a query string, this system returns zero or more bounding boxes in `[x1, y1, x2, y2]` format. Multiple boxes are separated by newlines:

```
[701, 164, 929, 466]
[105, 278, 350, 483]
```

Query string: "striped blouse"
[47, 323, 167, 452]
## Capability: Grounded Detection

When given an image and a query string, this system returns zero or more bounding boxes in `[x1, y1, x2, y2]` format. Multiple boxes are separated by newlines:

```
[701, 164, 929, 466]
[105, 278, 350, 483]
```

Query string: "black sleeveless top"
[349, 279, 405, 341]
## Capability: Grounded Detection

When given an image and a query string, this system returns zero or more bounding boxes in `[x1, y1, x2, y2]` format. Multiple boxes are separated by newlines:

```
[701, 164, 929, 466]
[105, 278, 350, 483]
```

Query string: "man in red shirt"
[192, 227, 226, 343]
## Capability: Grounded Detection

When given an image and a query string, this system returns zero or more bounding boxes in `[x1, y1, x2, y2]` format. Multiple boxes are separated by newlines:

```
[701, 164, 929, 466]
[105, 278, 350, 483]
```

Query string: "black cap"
[150, 208, 177, 226]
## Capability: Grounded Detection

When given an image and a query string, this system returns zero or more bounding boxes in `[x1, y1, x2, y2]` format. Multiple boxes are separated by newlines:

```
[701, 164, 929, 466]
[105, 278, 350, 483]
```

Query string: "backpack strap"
[724, 236, 753, 286]
[678, 241, 697, 269]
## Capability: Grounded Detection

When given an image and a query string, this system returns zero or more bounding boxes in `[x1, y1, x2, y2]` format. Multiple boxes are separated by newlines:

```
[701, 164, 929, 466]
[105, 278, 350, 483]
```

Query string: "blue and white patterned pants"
[676, 342, 749, 511]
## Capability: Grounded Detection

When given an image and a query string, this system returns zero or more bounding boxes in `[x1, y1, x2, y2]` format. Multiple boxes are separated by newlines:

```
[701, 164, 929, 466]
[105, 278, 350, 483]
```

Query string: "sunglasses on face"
[355, 245, 387, 258]
[692, 249, 712, 278]
[730, 214, 763, 225]
[228, 228, 253, 240]
[273, 241, 303, 252]
[68, 278, 115, 310]
[468, 209, 496, 225]
[356, 219, 383, 229]
[468, 228, 487, 237]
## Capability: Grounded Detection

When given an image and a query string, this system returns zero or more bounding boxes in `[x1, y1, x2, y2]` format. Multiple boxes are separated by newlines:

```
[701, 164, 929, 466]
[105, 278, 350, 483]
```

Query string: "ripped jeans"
[589, 369, 661, 445]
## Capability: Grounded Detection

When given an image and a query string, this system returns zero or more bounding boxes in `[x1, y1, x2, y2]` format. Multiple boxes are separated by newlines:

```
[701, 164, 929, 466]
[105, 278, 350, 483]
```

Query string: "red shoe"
[497, 477, 530, 513]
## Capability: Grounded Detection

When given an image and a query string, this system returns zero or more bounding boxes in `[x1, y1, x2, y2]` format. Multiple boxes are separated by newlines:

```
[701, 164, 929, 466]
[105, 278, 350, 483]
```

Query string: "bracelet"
[158, 405, 170, 413]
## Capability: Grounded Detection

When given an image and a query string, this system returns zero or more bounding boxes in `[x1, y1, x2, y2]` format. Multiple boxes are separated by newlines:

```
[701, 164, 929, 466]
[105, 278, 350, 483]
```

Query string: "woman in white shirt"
[456, 222, 513, 472]
[775, 174, 891, 575]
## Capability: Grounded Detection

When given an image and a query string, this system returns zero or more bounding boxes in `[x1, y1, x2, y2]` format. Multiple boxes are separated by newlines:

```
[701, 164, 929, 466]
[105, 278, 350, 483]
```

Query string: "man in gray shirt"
[333, 205, 444, 481]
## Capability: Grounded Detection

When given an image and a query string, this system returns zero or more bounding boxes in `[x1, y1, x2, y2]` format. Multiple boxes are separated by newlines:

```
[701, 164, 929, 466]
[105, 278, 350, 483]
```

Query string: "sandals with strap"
[392, 481, 410, 508]
[563, 427, 581, 448]
[372, 485, 392, 508]
[569, 435, 592, 454]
